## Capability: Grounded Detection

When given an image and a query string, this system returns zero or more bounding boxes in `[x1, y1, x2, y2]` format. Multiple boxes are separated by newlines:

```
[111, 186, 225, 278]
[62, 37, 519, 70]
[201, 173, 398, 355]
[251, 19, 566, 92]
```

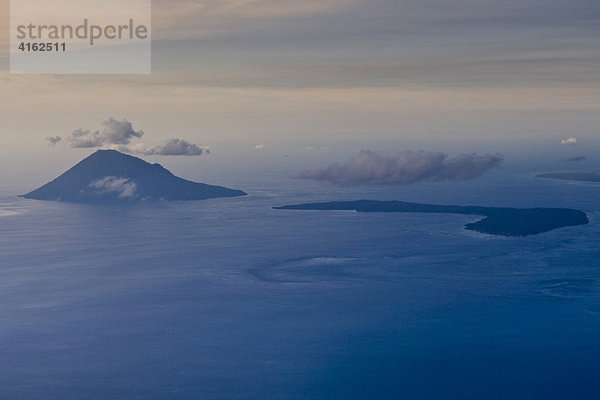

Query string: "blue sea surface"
[0, 167, 599, 399]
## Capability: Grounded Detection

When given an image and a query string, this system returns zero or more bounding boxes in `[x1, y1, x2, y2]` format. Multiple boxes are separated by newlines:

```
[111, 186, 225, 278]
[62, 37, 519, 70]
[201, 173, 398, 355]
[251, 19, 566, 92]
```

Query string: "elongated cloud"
[297, 150, 503, 185]
[125, 139, 207, 156]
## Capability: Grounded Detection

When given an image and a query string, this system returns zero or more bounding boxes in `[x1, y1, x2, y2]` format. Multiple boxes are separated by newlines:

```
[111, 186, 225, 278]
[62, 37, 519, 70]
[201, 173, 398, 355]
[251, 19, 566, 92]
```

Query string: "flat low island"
[274, 200, 589, 237]
[537, 172, 600, 183]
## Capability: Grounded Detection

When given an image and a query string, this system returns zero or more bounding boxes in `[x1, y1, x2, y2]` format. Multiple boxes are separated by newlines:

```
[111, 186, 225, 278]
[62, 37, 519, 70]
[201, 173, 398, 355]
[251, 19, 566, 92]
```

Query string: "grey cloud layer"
[150, 0, 600, 89]
[297, 150, 503, 185]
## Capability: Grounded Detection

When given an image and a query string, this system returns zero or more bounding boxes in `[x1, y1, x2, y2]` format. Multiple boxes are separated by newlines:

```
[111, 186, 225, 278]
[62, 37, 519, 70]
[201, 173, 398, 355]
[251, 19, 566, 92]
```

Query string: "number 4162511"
[18, 42, 66, 52]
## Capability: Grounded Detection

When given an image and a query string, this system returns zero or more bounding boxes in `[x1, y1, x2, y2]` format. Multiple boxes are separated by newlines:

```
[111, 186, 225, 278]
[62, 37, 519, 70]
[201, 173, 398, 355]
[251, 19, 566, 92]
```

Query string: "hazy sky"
[1, 0, 599, 158]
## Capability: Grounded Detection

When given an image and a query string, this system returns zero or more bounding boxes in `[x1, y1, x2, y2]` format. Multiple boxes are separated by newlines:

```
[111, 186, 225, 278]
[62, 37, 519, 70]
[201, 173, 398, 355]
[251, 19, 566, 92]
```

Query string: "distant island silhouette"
[22, 150, 246, 203]
[537, 172, 600, 183]
[274, 200, 589, 236]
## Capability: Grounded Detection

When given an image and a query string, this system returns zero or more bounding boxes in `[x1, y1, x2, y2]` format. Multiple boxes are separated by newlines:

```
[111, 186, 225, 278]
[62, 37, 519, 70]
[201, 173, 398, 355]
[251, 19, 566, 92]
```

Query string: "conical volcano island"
[22, 150, 246, 203]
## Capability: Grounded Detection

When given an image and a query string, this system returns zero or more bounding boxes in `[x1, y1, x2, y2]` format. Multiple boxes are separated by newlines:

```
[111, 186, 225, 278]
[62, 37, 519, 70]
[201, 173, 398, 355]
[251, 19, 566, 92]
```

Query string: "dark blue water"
[1, 167, 599, 399]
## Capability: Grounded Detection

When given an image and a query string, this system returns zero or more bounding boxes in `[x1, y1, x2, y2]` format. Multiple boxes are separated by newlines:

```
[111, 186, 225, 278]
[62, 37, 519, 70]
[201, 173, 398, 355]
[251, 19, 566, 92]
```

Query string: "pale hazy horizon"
[1, 0, 599, 168]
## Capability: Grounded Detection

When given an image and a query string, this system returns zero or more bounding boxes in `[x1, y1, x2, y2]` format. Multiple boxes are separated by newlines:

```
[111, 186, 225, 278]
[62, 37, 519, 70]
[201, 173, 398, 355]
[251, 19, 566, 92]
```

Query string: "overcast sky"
[1, 0, 599, 158]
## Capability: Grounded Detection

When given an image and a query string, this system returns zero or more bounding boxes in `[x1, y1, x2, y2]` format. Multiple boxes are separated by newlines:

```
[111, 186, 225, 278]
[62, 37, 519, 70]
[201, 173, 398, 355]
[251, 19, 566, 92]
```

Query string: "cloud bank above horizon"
[297, 150, 503, 185]
[3, 0, 600, 155]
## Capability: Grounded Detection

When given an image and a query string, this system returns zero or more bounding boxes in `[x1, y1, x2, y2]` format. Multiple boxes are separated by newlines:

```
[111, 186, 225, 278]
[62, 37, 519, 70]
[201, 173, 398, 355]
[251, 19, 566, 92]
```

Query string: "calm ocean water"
[1, 165, 599, 399]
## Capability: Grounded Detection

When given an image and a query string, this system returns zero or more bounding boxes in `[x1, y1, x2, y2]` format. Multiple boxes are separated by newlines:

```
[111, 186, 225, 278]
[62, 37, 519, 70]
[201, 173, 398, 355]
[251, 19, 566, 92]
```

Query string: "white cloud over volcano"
[51, 118, 207, 156]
